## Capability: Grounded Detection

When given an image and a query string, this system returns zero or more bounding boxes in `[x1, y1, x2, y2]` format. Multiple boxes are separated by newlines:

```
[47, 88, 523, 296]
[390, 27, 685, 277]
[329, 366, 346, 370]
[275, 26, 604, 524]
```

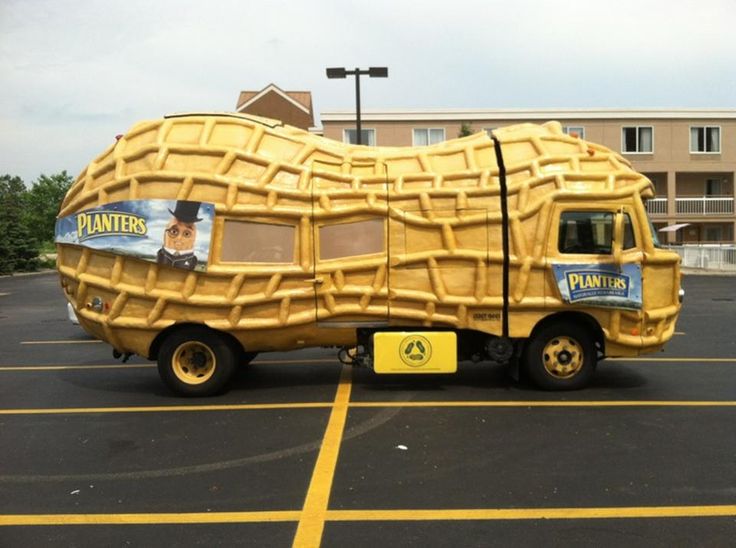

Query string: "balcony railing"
[669, 244, 736, 271]
[676, 196, 734, 215]
[645, 196, 734, 216]
[645, 198, 667, 215]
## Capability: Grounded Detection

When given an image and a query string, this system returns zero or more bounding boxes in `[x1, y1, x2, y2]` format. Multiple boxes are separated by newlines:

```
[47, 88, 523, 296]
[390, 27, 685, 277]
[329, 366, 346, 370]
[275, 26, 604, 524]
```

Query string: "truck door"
[638, 205, 682, 348]
[310, 162, 390, 327]
[549, 205, 644, 348]
[387, 203, 490, 329]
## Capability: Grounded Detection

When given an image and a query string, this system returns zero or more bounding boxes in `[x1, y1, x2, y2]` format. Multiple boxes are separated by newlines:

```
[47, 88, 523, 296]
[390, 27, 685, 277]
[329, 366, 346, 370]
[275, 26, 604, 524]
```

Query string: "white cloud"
[1, 0, 734, 183]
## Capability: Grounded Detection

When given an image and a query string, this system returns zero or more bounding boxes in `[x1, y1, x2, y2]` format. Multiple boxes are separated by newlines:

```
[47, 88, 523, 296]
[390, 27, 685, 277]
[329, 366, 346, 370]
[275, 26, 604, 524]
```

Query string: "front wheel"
[521, 321, 596, 390]
[157, 326, 237, 397]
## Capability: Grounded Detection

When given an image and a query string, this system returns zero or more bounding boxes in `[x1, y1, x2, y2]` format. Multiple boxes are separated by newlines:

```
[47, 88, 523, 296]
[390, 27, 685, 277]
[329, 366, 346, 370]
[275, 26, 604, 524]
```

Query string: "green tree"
[24, 171, 74, 245]
[0, 175, 39, 274]
[458, 122, 475, 137]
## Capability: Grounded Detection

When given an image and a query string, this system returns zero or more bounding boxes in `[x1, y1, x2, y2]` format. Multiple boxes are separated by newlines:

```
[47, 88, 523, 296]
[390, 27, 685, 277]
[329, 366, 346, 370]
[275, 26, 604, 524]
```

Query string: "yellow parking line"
[293, 366, 352, 548]
[2, 399, 736, 416]
[4, 504, 736, 527]
[0, 364, 154, 372]
[326, 505, 736, 521]
[20, 340, 102, 345]
[0, 402, 332, 415]
[674, 331, 686, 336]
[0, 511, 299, 526]
[0, 359, 336, 372]
[0, 292, 10, 297]
[615, 357, 736, 362]
[349, 401, 736, 408]
[253, 359, 338, 365]
[4, 356, 731, 374]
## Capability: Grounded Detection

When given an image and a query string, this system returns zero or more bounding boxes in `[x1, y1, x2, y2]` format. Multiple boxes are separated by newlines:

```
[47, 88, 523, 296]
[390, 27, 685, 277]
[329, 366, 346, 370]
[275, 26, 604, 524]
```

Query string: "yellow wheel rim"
[172, 341, 216, 385]
[542, 336, 584, 379]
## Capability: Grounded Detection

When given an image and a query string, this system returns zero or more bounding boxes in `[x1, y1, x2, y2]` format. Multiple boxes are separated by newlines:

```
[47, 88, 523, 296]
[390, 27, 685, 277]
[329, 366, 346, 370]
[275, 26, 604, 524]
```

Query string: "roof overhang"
[659, 223, 691, 233]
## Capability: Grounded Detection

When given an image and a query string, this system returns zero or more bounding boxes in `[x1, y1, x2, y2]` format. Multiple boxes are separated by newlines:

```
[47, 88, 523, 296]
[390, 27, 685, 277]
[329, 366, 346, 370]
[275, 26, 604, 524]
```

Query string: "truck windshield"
[647, 216, 663, 248]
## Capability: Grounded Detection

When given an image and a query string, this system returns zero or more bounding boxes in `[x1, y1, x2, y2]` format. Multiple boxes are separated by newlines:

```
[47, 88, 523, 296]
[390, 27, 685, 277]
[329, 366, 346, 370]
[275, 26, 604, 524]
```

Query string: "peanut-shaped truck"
[55, 113, 682, 396]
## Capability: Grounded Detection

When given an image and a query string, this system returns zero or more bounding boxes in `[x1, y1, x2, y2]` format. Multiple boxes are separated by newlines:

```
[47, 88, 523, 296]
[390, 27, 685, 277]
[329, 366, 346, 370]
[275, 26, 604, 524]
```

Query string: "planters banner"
[55, 200, 215, 272]
[552, 263, 642, 310]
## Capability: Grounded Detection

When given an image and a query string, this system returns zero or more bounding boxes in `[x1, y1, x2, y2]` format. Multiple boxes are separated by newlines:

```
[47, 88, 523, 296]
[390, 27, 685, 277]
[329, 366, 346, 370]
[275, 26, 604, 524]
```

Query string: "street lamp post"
[326, 67, 388, 145]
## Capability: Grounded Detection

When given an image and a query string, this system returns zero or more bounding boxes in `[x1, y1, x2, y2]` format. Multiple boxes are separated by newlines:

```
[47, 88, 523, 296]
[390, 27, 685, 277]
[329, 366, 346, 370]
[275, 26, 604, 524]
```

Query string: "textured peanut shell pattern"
[57, 114, 681, 357]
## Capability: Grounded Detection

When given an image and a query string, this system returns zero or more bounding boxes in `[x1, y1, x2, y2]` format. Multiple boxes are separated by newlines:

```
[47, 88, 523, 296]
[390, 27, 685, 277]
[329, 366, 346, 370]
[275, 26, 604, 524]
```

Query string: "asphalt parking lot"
[1, 271, 735, 547]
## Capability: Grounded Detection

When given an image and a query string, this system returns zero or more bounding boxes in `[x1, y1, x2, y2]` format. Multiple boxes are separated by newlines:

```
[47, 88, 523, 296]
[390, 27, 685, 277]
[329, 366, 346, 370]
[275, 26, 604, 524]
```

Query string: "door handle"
[306, 277, 324, 284]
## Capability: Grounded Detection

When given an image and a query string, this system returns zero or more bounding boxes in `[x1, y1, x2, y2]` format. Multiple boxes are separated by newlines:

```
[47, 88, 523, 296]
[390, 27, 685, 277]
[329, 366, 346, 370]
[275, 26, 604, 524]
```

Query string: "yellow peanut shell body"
[56, 113, 681, 359]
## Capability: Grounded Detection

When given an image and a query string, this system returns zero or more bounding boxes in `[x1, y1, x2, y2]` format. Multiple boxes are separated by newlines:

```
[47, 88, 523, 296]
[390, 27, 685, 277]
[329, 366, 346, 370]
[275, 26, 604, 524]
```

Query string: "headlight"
[67, 303, 79, 325]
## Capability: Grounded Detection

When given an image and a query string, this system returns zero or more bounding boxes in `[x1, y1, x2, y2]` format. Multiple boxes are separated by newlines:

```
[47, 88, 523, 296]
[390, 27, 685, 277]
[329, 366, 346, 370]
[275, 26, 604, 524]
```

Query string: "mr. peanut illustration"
[157, 201, 201, 270]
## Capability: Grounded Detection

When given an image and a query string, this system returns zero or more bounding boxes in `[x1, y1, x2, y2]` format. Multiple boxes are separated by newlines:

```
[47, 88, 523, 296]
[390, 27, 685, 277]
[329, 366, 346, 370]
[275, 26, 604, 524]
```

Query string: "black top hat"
[168, 200, 202, 223]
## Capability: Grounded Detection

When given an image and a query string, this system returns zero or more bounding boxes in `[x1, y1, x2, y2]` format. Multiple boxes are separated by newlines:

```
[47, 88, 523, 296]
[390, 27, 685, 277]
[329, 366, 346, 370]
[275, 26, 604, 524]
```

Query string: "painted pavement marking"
[20, 340, 102, 345]
[2, 400, 736, 416]
[3, 505, 736, 527]
[293, 366, 352, 548]
[0, 364, 154, 372]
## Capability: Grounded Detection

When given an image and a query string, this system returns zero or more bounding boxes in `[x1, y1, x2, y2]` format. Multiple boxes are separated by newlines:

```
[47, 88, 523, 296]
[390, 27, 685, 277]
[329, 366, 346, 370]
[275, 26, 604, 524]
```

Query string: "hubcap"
[172, 342, 216, 385]
[542, 336, 584, 379]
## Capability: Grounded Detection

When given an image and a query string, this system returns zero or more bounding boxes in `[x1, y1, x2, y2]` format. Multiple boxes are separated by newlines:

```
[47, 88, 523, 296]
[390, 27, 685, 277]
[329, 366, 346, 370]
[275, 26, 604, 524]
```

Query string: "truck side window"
[559, 211, 613, 254]
[623, 213, 636, 250]
[319, 219, 384, 260]
[559, 212, 636, 254]
[220, 220, 295, 263]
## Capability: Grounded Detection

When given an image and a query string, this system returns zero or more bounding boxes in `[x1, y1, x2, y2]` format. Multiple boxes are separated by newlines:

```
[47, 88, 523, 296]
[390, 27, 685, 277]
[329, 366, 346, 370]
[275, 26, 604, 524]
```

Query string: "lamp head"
[326, 67, 347, 79]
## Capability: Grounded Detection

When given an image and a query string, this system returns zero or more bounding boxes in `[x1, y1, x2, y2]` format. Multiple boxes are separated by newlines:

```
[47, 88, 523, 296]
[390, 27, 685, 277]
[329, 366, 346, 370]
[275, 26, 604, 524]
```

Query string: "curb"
[682, 268, 736, 277]
[0, 269, 56, 279]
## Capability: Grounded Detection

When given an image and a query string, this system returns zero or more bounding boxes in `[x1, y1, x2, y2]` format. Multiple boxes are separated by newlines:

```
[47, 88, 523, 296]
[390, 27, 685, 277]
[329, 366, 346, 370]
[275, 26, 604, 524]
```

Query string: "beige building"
[321, 109, 736, 244]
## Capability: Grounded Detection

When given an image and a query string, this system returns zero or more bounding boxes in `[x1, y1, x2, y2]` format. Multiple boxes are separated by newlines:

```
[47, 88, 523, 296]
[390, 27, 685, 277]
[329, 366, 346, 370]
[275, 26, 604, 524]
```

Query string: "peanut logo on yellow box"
[399, 335, 432, 367]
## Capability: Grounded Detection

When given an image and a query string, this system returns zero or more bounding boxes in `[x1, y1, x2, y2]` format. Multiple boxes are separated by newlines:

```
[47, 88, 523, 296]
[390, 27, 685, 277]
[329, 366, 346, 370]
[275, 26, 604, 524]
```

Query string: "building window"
[343, 128, 376, 146]
[220, 220, 295, 263]
[690, 126, 720, 153]
[563, 126, 585, 139]
[705, 226, 723, 242]
[622, 126, 653, 153]
[319, 219, 384, 260]
[706, 178, 722, 196]
[413, 128, 445, 146]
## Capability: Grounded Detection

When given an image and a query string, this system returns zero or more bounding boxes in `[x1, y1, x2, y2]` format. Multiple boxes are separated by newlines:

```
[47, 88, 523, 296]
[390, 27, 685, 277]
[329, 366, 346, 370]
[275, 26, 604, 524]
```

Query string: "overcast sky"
[2, 0, 734, 184]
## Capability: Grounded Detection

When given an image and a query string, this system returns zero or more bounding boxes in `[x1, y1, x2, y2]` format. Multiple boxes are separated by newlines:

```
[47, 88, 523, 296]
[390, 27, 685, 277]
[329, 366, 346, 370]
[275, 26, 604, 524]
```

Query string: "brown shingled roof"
[236, 84, 312, 113]
[236, 91, 259, 109]
[285, 91, 312, 112]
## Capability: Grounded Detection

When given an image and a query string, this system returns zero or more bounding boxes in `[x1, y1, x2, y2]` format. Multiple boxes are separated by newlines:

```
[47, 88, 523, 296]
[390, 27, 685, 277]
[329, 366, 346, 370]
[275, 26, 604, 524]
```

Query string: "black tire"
[521, 321, 596, 390]
[157, 326, 237, 397]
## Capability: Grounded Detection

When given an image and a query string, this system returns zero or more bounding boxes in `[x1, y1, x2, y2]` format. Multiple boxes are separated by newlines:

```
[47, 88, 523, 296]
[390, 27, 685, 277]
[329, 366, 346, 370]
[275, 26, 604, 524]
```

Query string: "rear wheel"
[157, 326, 237, 396]
[522, 321, 596, 390]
